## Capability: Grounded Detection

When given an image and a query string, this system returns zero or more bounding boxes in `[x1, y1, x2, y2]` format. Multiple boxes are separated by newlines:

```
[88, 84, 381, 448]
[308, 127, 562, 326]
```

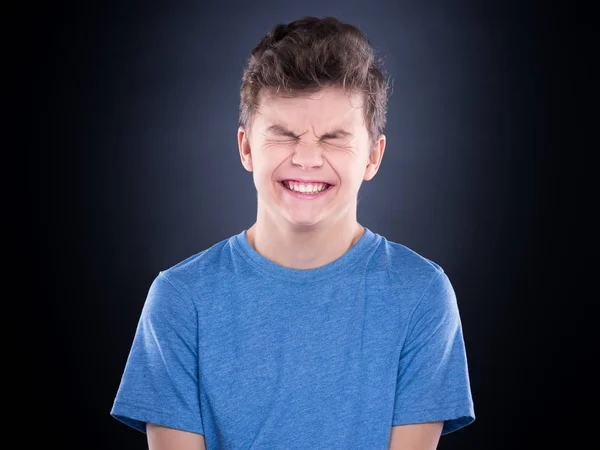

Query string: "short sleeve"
[110, 271, 204, 436]
[392, 271, 475, 434]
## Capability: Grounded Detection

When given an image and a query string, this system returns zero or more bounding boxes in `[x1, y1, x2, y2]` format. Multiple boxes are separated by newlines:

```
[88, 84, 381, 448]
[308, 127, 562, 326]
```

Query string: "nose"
[291, 142, 323, 169]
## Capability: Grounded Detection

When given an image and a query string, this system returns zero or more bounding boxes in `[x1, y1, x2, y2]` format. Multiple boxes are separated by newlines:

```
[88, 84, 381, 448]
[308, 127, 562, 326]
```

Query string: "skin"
[388, 422, 444, 449]
[147, 424, 205, 449]
[238, 86, 385, 270]
[147, 85, 443, 449]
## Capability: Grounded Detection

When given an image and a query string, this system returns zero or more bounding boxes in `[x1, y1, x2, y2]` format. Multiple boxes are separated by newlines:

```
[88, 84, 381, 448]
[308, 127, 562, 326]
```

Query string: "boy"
[111, 16, 475, 449]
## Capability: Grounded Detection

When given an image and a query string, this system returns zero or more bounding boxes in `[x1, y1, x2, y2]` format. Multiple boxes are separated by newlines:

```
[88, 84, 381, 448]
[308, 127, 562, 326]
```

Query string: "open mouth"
[279, 181, 334, 195]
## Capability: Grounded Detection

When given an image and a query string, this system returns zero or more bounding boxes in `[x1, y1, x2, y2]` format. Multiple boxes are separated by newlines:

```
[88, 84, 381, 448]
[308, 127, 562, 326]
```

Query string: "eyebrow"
[265, 124, 353, 140]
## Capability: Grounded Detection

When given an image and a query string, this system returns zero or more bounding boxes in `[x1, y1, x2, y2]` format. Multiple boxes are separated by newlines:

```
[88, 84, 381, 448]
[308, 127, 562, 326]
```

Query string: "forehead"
[254, 87, 366, 130]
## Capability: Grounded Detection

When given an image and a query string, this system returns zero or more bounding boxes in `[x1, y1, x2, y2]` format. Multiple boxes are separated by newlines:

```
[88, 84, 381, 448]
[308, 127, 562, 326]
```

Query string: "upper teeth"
[284, 181, 329, 193]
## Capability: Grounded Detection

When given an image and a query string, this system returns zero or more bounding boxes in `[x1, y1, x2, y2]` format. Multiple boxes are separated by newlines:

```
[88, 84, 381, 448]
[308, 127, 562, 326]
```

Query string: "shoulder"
[155, 233, 238, 296]
[366, 232, 458, 317]
[373, 233, 445, 286]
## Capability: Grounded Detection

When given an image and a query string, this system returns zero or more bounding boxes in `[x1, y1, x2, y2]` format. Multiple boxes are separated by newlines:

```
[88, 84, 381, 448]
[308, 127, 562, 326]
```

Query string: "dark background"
[33, 0, 594, 448]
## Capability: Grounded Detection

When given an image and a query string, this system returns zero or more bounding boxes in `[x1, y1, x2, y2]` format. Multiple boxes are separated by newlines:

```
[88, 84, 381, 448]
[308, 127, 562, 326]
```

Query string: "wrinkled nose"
[291, 143, 323, 169]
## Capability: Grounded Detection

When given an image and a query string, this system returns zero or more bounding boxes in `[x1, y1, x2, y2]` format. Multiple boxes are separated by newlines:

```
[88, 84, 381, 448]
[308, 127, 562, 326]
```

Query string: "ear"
[364, 134, 386, 181]
[238, 126, 253, 172]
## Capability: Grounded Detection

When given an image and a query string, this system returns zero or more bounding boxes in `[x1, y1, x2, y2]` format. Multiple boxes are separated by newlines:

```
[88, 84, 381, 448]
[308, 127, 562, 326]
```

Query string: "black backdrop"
[33, 0, 594, 448]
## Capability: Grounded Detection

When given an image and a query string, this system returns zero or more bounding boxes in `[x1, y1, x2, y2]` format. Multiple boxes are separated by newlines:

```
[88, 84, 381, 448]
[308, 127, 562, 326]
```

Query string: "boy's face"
[238, 86, 385, 230]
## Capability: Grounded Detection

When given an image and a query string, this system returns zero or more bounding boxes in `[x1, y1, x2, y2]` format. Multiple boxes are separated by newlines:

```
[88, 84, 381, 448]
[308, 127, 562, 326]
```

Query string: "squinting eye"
[324, 140, 345, 146]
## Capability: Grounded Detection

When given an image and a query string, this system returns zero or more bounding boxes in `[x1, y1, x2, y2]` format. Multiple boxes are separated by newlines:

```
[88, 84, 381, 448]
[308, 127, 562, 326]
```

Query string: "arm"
[388, 422, 444, 450]
[147, 423, 206, 450]
[111, 273, 206, 437]
[391, 273, 475, 438]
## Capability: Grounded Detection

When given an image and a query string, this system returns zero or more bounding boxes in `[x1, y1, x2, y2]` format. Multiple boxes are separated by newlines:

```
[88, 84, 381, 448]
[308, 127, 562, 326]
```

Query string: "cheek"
[251, 160, 280, 186]
[330, 156, 364, 178]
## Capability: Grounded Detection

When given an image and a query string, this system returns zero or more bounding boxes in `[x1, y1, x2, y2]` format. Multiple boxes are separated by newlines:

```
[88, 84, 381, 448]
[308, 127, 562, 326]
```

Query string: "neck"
[246, 219, 365, 270]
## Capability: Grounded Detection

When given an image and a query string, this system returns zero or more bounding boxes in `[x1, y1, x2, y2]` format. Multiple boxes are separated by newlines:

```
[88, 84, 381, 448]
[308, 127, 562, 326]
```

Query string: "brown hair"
[239, 16, 391, 150]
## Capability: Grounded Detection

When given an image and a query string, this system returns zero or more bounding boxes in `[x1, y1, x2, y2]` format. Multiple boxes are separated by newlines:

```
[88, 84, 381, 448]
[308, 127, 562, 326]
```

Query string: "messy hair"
[239, 16, 391, 149]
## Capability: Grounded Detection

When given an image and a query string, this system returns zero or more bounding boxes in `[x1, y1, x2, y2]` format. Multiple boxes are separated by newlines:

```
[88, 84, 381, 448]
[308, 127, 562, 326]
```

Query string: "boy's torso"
[163, 230, 440, 449]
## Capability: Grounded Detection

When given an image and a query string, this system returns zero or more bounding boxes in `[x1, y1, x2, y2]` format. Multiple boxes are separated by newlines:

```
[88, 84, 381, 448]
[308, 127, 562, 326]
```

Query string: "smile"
[279, 181, 334, 199]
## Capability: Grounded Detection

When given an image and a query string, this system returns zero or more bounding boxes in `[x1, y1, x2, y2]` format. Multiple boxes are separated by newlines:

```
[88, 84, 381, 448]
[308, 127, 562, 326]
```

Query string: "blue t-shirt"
[111, 227, 475, 448]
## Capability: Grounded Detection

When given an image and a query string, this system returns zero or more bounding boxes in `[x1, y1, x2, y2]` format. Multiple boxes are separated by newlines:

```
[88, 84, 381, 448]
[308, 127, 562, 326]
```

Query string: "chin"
[284, 213, 330, 229]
